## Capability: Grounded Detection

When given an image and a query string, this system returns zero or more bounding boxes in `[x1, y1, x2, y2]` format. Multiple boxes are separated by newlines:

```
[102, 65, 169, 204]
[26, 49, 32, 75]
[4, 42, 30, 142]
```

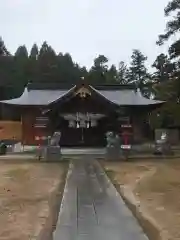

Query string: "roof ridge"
[27, 82, 136, 90]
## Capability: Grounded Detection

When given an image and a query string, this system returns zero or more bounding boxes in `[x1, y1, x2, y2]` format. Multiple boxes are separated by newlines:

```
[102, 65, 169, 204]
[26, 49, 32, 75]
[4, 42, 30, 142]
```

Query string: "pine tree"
[156, 0, 180, 101]
[152, 53, 175, 82]
[157, 0, 180, 47]
[157, 1, 180, 61]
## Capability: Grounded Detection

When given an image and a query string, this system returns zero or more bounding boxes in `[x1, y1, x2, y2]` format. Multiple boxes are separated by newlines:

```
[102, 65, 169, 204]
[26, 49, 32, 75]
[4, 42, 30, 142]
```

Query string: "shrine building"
[1, 81, 163, 147]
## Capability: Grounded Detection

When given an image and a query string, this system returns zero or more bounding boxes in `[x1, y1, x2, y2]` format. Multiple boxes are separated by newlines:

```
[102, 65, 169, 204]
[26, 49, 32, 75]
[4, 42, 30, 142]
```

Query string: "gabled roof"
[1, 86, 76, 106]
[91, 87, 163, 106]
[0, 83, 164, 107]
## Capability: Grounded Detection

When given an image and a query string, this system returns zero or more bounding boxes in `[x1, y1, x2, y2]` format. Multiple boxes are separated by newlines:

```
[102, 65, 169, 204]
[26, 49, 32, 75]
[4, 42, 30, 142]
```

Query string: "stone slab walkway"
[53, 157, 148, 240]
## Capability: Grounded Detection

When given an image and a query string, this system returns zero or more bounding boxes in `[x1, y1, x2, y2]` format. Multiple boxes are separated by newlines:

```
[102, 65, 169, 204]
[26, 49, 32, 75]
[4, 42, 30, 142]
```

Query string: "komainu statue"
[105, 131, 121, 161]
[38, 131, 62, 161]
[49, 131, 61, 146]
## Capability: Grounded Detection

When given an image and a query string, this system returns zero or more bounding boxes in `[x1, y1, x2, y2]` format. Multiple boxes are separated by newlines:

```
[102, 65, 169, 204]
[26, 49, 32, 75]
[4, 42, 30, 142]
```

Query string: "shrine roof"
[0, 83, 164, 107]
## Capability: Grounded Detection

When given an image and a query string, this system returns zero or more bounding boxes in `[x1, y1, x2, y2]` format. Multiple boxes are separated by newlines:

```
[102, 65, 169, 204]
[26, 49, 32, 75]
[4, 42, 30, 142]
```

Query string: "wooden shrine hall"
[1, 81, 163, 147]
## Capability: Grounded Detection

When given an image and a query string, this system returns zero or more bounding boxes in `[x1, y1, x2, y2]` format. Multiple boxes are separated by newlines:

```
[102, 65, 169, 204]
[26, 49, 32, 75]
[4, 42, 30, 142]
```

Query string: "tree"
[15, 45, 28, 58]
[117, 61, 128, 84]
[127, 49, 151, 95]
[157, 0, 180, 47]
[156, 1, 180, 63]
[0, 37, 10, 56]
[154, 0, 180, 128]
[156, 0, 180, 102]
[149, 79, 180, 129]
[0, 37, 14, 100]
[30, 44, 38, 59]
[88, 55, 109, 84]
[152, 53, 175, 82]
[13, 45, 29, 96]
[37, 41, 58, 82]
[28, 44, 39, 83]
[94, 55, 108, 69]
[57, 53, 83, 84]
[78, 66, 88, 79]
[106, 65, 118, 83]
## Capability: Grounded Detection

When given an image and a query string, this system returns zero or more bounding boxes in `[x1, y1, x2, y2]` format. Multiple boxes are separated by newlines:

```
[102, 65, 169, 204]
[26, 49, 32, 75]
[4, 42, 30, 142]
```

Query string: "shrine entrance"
[45, 85, 122, 147]
[57, 113, 108, 147]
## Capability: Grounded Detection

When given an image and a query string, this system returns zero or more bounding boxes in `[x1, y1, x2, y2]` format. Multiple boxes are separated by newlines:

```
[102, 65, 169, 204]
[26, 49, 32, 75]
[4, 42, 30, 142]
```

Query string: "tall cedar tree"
[14, 45, 29, 95]
[127, 49, 151, 97]
[0, 37, 14, 99]
[117, 61, 129, 84]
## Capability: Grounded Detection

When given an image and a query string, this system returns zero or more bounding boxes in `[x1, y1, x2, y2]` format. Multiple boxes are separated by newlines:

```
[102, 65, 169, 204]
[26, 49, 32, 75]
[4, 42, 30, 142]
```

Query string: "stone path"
[53, 158, 148, 240]
[61, 148, 106, 155]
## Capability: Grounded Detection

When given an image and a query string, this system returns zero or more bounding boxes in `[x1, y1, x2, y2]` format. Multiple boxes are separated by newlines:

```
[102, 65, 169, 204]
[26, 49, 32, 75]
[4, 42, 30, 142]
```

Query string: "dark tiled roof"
[91, 87, 163, 106]
[0, 84, 164, 106]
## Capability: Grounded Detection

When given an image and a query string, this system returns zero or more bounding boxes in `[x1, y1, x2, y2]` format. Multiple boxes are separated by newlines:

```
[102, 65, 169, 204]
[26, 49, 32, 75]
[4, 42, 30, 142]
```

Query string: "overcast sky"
[0, 0, 171, 70]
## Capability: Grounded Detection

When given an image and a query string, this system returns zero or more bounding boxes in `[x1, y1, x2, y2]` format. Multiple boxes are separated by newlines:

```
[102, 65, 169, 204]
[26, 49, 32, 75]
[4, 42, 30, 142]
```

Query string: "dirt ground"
[0, 160, 67, 240]
[103, 159, 180, 240]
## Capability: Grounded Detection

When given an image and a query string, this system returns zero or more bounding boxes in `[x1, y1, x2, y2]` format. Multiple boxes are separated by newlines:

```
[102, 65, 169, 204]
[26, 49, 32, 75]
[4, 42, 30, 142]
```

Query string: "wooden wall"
[20, 105, 151, 146]
[21, 111, 35, 145]
[0, 121, 22, 141]
[21, 108, 49, 145]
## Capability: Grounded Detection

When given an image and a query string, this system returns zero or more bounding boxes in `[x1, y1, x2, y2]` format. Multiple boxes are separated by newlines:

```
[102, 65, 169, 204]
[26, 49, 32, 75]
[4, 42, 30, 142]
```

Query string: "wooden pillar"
[132, 115, 145, 143]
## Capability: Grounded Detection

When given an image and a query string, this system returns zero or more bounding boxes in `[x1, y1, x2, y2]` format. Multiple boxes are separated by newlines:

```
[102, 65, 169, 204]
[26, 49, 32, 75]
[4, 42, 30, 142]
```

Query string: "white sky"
[0, 0, 171, 70]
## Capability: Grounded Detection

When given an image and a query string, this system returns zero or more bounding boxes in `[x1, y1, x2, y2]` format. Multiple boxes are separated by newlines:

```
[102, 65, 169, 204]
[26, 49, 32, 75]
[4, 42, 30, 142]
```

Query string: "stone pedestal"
[43, 146, 61, 161]
[105, 132, 122, 161]
[154, 141, 173, 155]
[106, 146, 122, 161]
[154, 129, 173, 155]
